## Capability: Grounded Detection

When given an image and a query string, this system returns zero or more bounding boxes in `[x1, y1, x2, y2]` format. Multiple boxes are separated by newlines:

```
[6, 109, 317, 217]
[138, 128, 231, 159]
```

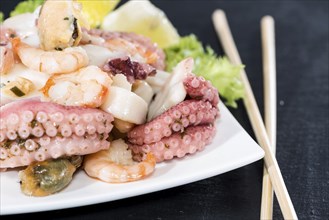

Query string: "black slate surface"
[1, 0, 328, 219]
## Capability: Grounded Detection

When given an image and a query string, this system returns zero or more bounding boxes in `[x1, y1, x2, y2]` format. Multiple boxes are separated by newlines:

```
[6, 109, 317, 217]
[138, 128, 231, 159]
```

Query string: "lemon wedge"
[78, 0, 120, 28]
[101, 0, 180, 48]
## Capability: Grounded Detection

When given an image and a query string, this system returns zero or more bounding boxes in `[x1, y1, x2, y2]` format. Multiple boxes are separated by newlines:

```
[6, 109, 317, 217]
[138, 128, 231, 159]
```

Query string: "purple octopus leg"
[128, 100, 219, 145]
[184, 74, 220, 107]
[1, 99, 114, 169]
[129, 125, 216, 162]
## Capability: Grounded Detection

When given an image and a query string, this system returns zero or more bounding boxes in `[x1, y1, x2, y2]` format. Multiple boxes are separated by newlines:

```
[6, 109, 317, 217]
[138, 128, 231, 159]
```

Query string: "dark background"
[1, 0, 328, 219]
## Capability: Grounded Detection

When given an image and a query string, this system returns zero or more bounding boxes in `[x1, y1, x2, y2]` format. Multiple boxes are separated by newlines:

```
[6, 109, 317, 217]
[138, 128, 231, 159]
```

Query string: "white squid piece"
[3, 10, 40, 47]
[101, 86, 148, 125]
[132, 80, 154, 106]
[147, 58, 193, 121]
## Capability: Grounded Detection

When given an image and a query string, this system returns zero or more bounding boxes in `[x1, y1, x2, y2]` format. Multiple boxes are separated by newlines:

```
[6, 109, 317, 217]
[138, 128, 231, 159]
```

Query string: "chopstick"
[260, 16, 277, 219]
[212, 10, 298, 219]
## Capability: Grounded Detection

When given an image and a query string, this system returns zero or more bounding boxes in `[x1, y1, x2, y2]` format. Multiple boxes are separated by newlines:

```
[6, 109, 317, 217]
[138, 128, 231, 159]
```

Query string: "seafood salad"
[0, 0, 221, 197]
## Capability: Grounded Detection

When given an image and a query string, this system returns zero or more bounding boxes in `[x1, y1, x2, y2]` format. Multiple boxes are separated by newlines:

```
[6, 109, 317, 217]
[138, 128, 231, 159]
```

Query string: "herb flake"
[10, 86, 25, 97]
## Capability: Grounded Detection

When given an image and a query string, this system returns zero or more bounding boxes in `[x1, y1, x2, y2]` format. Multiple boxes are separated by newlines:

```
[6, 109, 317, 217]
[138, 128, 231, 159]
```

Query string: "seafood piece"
[111, 74, 132, 91]
[184, 73, 220, 107]
[101, 72, 149, 125]
[113, 118, 135, 134]
[0, 26, 16, 75]
[148, 58, 220, 121]
[0, 46, 15, 75]
[0, 63, 49, 106]
[103, 75, 139, 133]
[81, 44, 114, 67]
[82, 45, 157, 84]
[145, 70, 170, 93]
[68, 155, 83, 168]
[83, 30, 162, 82]
[2, 12, 40, 47]
[128, 100, 218, 145]
[84, 139, 156, 183]
[86, 29, 165, 70]
[147, 58, 193, 121]
[130, 125, 216, 162]
[38, 0, 89, 51]
[19, 158, 76, 197]
[0, 26, 16, 45]
[127, 58, 220, 162]
[41, 66, 111, 107]
[132, 80, 154, 105]
[101, 86, 148, 124]
[12, 38, 89, 75]
[103, 57, 156, 83]
[1, 77, 34, 98]
[0, 99, 114, 169]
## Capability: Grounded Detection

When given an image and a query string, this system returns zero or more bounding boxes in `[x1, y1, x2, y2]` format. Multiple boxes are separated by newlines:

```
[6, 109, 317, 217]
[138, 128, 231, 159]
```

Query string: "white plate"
[0, 102, 264, 215]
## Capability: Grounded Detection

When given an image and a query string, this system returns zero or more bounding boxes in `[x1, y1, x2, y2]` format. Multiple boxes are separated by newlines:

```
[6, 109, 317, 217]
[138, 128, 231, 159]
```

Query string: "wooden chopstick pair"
[212, 10, 298, 219]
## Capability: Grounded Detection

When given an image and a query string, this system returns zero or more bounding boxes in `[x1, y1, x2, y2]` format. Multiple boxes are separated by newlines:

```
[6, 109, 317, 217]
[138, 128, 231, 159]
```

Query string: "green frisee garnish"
[10, 0, 45, 17]
[0, 12, 4, 23]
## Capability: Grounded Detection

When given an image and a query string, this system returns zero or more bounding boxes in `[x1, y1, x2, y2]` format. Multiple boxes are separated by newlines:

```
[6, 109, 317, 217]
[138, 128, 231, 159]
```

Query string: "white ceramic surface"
[0, 102, 264, 215]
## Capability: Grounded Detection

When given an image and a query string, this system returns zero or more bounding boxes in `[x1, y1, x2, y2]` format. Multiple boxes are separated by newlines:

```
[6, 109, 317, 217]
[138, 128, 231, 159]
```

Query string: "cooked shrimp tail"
[84, 139, 156, 183]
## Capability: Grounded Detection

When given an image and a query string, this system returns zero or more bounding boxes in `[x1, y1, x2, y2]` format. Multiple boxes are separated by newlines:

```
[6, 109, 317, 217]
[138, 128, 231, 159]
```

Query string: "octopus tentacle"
[0, 99, 114, 169]
[1, 134, 110, 168]
[184, 74, 220, 107]
[129, 125, 216, 162]
[1, 99, 114, 141]
[128, 100, 218, 145]
[127, 65, 220, 162]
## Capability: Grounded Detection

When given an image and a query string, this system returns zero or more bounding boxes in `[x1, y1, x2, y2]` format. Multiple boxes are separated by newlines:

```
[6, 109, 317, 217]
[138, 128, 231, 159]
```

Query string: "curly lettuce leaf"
[10, 0, 44, 17]
[0, 12, 4, 22]
[164, 34, 244, 108]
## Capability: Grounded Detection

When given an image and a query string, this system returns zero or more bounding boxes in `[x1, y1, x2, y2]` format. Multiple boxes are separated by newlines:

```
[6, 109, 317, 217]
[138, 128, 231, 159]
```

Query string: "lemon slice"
[101, 0, 180, 48]
[78, 0, 120, 28]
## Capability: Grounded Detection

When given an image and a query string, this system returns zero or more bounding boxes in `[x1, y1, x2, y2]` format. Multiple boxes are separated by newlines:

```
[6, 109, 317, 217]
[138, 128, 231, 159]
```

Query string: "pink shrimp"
[0, 26, 16, 75]
[84, 139, 156, 183]
[0, 46, 15, 75]
[12, 38, 89, 75]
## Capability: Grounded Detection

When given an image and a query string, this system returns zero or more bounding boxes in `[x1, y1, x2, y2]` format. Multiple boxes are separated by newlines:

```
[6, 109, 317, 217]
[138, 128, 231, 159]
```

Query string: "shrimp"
[12, 38, 89, 74]
[84, 139, 156, 183]
[0, 46, 15, 75]
[38, 0, 89, 51]
[41, 65, 112, 107]
[85, 30, 163, 68]
[0, 26, 16, 75]
[104, 38, 152, 64]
